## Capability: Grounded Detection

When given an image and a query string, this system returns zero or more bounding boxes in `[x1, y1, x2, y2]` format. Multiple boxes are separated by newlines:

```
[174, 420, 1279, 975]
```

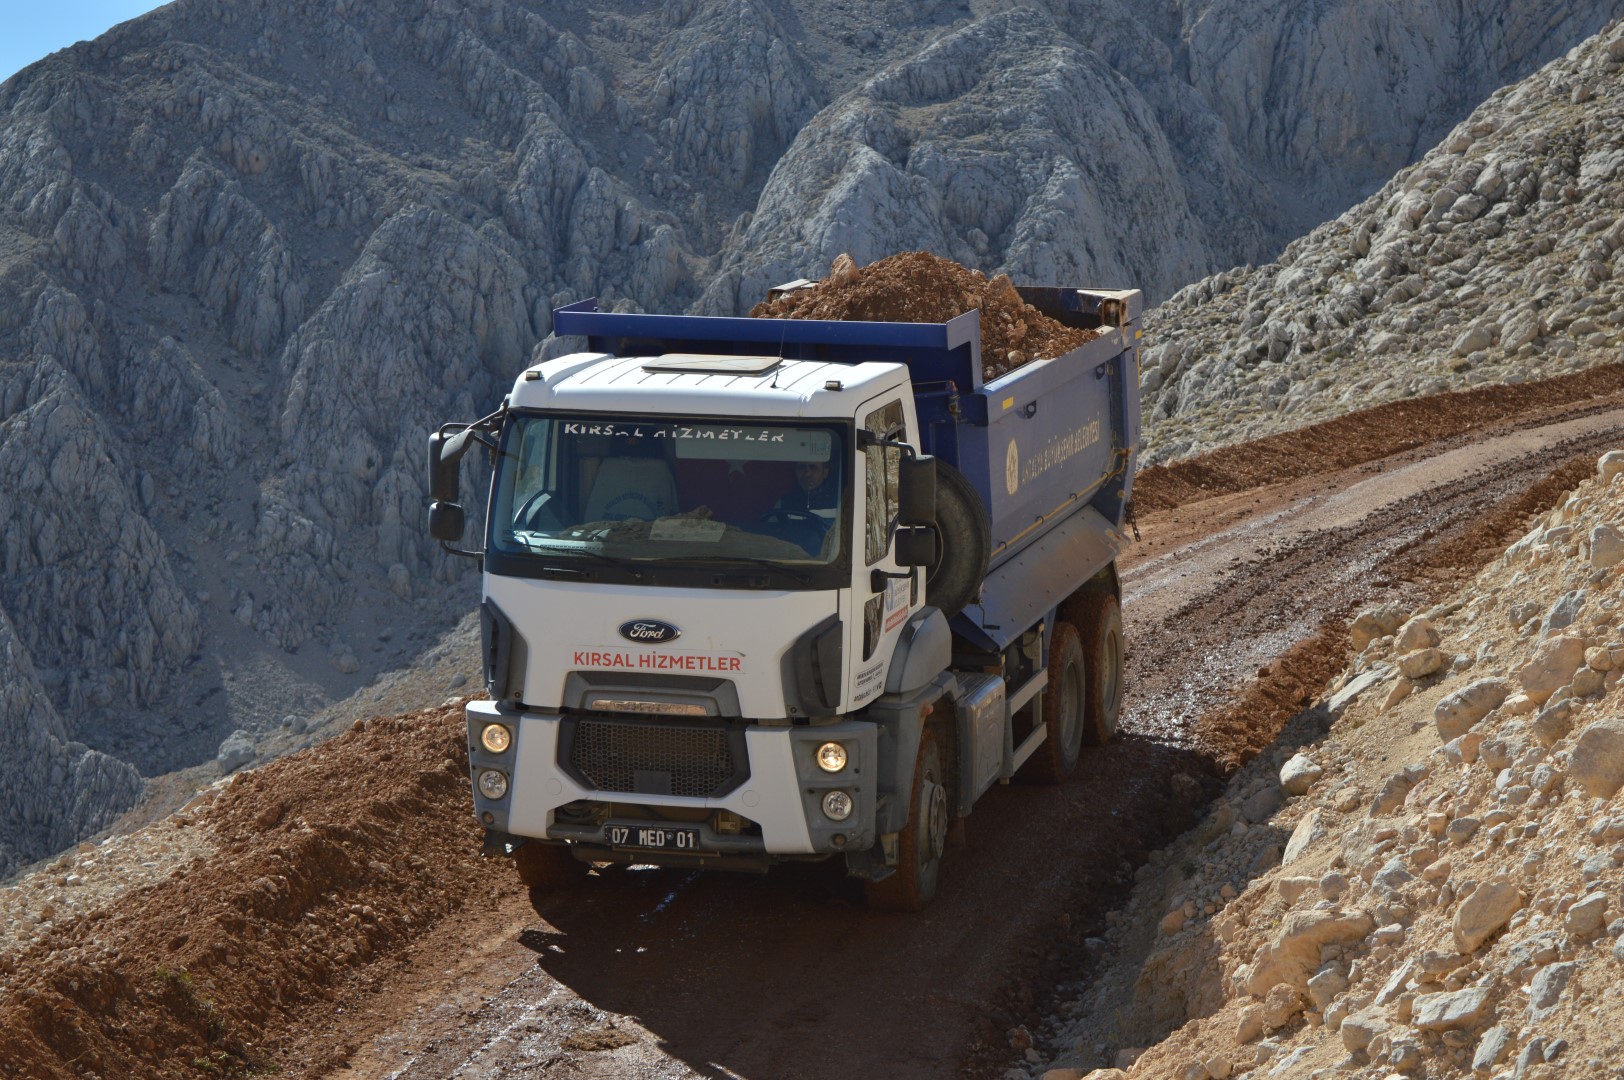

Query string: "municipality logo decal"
[619, 620, 681, 644]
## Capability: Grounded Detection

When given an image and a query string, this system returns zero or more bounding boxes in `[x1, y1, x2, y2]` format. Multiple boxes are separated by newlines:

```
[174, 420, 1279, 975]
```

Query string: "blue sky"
[1, 2, 171, 85]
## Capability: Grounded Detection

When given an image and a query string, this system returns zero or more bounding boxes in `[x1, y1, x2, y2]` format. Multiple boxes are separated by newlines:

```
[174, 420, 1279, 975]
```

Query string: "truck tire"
[1023, 622, 1085, 783]
[1077, 591, 1124, 745]
[513, 840, 587, 894]
[865, 727, 949, 911]
[928, 462, 990, 620]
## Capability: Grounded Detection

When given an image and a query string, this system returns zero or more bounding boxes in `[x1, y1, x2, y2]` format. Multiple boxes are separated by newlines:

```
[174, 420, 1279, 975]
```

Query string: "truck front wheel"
[865, 728, 949, 911]
[1024, 621, 1085, 782]
[513, 840, 587, 894]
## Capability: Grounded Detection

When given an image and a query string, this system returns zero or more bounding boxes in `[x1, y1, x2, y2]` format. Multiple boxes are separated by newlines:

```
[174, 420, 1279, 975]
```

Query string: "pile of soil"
[749, 251, 1098, 382]
[0, 704, 490, 1079]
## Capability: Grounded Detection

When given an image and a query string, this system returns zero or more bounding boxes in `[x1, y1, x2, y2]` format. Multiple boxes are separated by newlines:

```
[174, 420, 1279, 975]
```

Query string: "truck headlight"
[822, 790, 853, 821]
[815, 742, 848, 773]
[477, 769, 509, 800]
[480, 723, 512, 754]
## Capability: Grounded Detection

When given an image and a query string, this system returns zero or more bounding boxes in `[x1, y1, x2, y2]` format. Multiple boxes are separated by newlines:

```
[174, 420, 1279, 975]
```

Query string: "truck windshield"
[487, 413, 850, 587]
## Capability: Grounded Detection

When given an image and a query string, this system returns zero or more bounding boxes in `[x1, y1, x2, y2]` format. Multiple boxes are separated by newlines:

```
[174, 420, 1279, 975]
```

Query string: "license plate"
[605, 824, 701, 851]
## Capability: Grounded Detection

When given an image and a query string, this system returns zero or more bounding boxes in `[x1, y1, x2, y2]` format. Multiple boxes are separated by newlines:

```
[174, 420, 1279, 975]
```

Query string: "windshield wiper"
[521, 541, 646, 581]
[681, 555, 812, 584]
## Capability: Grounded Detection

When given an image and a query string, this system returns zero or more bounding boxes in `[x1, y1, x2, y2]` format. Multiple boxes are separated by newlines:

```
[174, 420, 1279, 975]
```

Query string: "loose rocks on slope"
[749, 251, 1097, 381]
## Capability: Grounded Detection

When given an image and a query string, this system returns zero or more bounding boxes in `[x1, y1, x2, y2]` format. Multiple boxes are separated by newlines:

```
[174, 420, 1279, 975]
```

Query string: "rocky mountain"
[1141, 16, 1624, 465]
[0, 0, 1613, 875]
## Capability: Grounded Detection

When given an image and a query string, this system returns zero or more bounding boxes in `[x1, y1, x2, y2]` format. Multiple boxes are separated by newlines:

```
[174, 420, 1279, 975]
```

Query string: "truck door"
[849, 396, 919, 708]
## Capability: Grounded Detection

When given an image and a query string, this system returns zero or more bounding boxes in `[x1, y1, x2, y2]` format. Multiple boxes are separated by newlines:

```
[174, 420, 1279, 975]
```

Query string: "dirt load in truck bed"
[748, 251, 1098, 381]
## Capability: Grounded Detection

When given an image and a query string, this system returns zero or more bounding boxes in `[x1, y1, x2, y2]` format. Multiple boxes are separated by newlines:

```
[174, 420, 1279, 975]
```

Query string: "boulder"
[1306, 966, 1349, 1010]
[1539, 591, 1585, 638]
[216, 730, 256, 774]
[1280, 753, 1324, 796]
[1260, 983, 1304, 1030]
[1452, 325, 1492, 355]
[1394, 617, 1440, 652]
[1411, 986, 1494, 1031]
[1570, 718, 1624, 799]
[1527, 962, 1577, 1021]
[1340, 1007, 1387, 1052]
[1246, 909, 1375, 996]
[1434, 679, 1512, 739]
[1563, 893, 1608, 937]
[1517, 636, 1586, 705]
[1397, 647, 1444, 679]
[1370, 771, 1416, 816]
[1530, 699, 1573, 746]
[1472, 1026, 1514, 1072]
[1453, 878, 1523, 953]
[1593, 525, 1624, 570]
[1282, 809, 1325, 865]
[1600, 450, 1624, 485]
[1350, 604, 1406, 650]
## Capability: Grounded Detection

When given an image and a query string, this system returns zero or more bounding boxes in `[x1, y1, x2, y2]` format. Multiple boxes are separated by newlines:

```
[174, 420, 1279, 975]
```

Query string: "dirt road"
[303, 402, 1624, 1080]
[3, 386, 1621, 1080]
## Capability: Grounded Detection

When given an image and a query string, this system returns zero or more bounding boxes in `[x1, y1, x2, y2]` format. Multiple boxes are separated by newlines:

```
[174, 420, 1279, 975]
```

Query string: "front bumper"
[466, 700, 876, 860]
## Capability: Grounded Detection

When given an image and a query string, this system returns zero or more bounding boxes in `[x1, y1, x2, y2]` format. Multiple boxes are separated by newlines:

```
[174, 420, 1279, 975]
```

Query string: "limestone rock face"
[1140, 13, 1624, 464]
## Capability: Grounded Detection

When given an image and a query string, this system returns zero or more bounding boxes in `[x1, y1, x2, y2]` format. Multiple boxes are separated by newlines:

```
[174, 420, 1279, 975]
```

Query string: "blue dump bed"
[554, 285, 1142, 652]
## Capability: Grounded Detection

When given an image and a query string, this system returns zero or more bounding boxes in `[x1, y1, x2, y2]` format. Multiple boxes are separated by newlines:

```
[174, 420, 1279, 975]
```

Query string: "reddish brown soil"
[1134, 362, 1624, 512]
[0, 711, 489, 1080]
[749, 251, 1098, 380]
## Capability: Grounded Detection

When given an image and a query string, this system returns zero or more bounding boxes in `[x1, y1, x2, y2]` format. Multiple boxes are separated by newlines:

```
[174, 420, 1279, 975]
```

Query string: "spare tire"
[927, 461, 990, 620]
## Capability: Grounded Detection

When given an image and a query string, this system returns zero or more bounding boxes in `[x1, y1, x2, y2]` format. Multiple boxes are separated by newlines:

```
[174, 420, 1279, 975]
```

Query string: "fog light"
[714, 810, 743, 835]
[815, 741, 848, 773]
[480, 723, 512, 754]
[477, 769, 509, 800]
[822, 790, 853, 821]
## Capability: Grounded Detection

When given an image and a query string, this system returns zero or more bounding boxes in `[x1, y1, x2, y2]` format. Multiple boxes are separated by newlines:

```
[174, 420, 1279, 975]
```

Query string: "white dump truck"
[428, 284, 1141, 908]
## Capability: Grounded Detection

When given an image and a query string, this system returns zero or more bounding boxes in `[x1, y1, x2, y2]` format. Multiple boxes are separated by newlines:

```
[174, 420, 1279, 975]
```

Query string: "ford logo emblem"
[620, 620, 680, 644]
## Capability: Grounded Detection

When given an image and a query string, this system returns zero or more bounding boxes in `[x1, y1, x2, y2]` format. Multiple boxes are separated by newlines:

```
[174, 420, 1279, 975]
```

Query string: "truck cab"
[431, 288, 1140, 909]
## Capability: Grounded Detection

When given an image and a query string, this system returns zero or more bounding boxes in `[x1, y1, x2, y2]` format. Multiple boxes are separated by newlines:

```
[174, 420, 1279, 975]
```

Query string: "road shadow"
[510, 732, 1221, 1080]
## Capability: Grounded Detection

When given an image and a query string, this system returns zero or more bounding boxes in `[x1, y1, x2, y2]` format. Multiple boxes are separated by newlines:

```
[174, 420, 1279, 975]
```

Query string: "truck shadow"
[512, 733, 1220, 1080]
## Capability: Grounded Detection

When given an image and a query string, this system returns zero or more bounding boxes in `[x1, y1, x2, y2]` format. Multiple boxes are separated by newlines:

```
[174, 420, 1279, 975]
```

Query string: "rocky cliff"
[1142, 16, 1624, 465]
[0, 0, 1612, 874]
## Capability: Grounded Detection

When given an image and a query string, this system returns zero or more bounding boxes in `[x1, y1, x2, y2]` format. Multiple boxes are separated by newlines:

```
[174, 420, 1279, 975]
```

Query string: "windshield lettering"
[561, 422, 789, 443]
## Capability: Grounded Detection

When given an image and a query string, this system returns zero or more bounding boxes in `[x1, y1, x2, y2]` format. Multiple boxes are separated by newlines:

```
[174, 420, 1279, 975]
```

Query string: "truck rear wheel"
[865, 728, 948, 912]
[513, 840, 587, 893]
[1077, 591, 1124, 745]
[927, 462, 990, 620]
[1024, 622, 1085, 783]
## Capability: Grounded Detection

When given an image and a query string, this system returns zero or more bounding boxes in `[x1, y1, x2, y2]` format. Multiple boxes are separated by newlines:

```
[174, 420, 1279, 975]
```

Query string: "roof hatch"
[640, 353, 783, 375]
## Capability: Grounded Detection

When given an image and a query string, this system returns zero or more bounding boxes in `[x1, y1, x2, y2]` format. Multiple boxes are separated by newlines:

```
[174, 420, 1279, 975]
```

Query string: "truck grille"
[568, 717, 743, 799]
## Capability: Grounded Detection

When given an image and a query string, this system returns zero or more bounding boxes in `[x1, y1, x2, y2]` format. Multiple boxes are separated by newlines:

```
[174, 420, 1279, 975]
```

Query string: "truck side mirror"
[898, 455, 936, 526]
[894, 525, 936, 567]
[428, 429, 469, 503]
[428, 501, 466, 542]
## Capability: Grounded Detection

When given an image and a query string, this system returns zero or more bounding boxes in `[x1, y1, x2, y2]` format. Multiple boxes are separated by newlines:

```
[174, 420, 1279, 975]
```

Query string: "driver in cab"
[776, 460, 838, 524]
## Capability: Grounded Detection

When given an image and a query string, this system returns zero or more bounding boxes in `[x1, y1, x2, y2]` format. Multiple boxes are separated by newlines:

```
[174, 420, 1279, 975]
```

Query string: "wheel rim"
[1060, 656, 1084, 760]
[1101, 625, 1122, 735]
[923, 777, 948, 861]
